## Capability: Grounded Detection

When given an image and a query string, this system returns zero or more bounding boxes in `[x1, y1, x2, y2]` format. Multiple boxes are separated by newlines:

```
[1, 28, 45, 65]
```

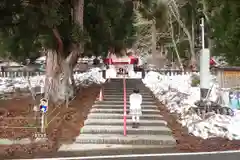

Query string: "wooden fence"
[146, 69, 198, 76]
[0, 68, 199, 78]
[0, 70, 86, 78]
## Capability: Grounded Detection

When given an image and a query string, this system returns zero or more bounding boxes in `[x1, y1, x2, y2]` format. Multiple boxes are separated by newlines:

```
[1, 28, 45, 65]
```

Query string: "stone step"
[92, 104, 157, 107]
[103, 95, 152, 98]
[106, 84, 144, 86]
[58, 144, 176, 157]
[103, 92, 151, 95]
[87, 113, 163, 120]
[103, 93, 151, 96]
[90, 108, 160, 114]
[103, 95, 153, 98]
[92, 104, 157, 110]
[100, 99, 155, 102]
[84, 119, 167, 126]
[56, 79, 177, 157]
[104, 89, 147, 91]
[104, 83, 144, 85]
[95, 101, 155, 105]
[103, 87, 148, 90]
[81, 125, 172, 135]
[103, 89, 149, 92]
[103, 87, 147, 89]
[75, 134, 176, 145]
[103, 97, 155, 101]
[106, 81, 143, 83]
[104, 87, 147, 89]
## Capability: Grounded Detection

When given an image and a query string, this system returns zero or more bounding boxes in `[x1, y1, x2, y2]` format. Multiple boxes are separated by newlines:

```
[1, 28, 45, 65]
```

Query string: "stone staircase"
[58, 79, 176, 156]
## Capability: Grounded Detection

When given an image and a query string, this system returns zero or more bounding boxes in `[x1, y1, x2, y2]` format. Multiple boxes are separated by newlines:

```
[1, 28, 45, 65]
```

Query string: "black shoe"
[132, 122, 137, 128]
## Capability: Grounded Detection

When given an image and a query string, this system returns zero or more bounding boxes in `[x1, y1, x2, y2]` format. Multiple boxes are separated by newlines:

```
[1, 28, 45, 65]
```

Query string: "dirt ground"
[155, 99, 240, 152]
[0, 85, 101, 159]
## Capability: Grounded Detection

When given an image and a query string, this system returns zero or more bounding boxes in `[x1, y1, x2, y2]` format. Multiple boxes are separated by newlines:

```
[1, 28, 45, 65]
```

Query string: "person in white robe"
[129, 89, 142, 128]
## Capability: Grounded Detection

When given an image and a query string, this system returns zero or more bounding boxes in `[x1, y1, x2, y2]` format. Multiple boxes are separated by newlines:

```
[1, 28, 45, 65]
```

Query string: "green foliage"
[209, 1, 240, 65]
[138, 0, 168, 29]
[84, 0, 136, 55]
[3, 0, 240, 65]
[0, 0, 69, 60]
[0, 0, 137, 61]
[71, 24, 89, 43]
[191, 74, 200, 87]
[165, 0, 240, 65]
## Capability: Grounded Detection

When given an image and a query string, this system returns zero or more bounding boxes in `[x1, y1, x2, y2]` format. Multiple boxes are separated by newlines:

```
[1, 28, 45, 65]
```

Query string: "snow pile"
[143, 71, 240, 140]
[0, 67, 105, 95]
[74, 67, 105, 86]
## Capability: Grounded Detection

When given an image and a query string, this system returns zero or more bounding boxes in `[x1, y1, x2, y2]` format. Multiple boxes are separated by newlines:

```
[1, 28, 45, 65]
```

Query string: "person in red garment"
[210, 57, 216, 66]
[190, 57, 216, 71]
[129, 89, 142, 128]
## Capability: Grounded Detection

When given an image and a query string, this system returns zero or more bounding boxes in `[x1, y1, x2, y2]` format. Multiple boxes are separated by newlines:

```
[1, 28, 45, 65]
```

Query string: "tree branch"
[52, 27, 64, 54]
[169, 13, 184, 70]
[168, 1, 196, 63]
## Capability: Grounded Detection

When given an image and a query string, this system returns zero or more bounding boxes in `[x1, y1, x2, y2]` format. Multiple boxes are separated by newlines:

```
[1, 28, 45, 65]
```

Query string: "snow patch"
[0, 67, 105, 95]
[143, 71, 240, 140]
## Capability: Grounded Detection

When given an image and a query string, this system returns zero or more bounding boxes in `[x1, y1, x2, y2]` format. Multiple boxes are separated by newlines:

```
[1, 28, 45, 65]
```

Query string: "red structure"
[103, 48, 139, 65]
[123, 78, 127, 136]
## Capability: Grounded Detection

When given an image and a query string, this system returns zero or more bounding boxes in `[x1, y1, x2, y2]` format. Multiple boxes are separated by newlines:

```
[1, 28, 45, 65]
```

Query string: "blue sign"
[40, 105, 47, 113]
[229, 91, 240, 110]
[39, 98, 48, 113]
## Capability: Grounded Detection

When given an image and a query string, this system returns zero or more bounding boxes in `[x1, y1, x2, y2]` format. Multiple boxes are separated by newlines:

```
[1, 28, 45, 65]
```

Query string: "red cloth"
[210, 58, 216, 65]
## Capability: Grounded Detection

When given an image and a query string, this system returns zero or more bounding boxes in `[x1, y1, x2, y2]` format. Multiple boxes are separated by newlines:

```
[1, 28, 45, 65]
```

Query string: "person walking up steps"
[129, 89, 142, 128]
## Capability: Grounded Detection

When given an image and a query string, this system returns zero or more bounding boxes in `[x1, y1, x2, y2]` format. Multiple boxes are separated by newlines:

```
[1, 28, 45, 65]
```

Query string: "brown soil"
[155, 99, 240, 152]
[0, 85, 101, 159]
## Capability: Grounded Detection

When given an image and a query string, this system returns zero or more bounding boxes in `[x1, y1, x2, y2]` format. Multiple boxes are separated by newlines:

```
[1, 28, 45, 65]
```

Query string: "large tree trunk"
[44, 0, 85, 104]
[44, 27, 74, 104]
[44, 49, 78, 104]
[66, 44, 80, 92]
[74, 0, 84, 54]
[44, 50, 72, 104]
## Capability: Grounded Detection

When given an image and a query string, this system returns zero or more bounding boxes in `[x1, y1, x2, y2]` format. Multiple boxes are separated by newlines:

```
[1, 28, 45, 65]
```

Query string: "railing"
[0, 70, 87, 78]
[123, 77, 127, 136]
[0, 68, 199, 78]
[0, 71, 44, 78]
[146, 69, 199, 76]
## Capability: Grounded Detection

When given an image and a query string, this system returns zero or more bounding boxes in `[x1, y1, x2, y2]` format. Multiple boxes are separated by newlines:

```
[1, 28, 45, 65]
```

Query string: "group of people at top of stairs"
[129, 89, 142, 129]
[106, 47, 141, 63]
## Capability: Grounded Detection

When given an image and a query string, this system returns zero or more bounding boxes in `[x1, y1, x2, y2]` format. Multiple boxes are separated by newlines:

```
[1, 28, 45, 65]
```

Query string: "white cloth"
[129, 93, 142, 117]
[130, 108, 142, 116]
[129, 93, 142, 109]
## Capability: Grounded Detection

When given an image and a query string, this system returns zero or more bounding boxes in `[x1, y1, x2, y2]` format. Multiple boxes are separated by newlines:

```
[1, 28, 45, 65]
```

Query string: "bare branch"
[168, 0, 196, 63]
[169, 13, 184, 70]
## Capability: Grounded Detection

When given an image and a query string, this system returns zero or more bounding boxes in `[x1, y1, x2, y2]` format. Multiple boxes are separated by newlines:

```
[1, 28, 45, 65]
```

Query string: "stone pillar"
[200, 48, 210, 99]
